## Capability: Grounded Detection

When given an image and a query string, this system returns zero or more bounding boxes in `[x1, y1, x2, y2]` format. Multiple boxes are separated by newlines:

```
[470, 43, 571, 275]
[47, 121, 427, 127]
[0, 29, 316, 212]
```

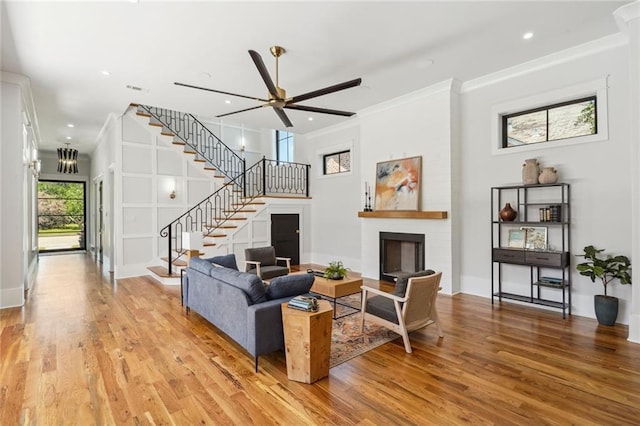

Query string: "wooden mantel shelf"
[357, 211, 448, 219]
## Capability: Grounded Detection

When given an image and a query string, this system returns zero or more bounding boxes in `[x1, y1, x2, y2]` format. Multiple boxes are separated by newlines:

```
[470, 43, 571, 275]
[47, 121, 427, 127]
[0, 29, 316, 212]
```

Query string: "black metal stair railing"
[139, 103, 313, 275]
[160, 157, 307, 274]
[137, 104, 245, 184]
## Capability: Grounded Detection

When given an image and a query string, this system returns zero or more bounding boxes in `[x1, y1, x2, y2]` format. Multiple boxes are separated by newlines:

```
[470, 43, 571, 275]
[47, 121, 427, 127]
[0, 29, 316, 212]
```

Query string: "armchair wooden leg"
[394, 300, 412, 353]
[360, 289, 368, 333]
[433, 306, 444, 338]
[255, 356, 259, 373]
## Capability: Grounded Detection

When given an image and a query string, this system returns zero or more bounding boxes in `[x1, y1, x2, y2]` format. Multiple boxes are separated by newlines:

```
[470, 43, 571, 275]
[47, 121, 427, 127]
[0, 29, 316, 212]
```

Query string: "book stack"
[539, 276, 564, 287]
[288, 296, 319, 312]
[538, 205, 562, 222]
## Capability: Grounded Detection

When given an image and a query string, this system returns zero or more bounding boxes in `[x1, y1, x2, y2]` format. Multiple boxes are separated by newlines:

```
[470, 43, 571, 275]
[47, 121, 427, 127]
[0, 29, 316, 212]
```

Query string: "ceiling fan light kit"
[175, 45, 362, 128]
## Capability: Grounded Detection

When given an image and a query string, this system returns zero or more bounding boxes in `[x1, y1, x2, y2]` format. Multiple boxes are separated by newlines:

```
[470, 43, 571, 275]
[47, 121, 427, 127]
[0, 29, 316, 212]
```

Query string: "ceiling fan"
[174, 46, 362, 128]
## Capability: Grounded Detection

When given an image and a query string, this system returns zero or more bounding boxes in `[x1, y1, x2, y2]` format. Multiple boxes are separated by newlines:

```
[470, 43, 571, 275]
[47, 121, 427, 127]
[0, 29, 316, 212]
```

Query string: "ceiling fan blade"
[273, 107, 293, 127]
[216, 105, 265, 118]
[284, 104, 356, 117]
[248, 50, 280, 99]
[289, 78, 362, 104]
[174, 82, 268, 102]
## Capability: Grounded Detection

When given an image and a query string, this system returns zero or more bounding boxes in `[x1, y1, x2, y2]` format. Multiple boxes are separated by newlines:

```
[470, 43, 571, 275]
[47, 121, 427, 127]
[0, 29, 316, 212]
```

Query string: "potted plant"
[576, 245, 632, 326]
[324, 260, 349, 280]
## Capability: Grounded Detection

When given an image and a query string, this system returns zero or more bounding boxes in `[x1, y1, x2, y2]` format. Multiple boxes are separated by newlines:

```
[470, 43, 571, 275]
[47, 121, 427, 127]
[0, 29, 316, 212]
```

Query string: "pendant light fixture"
[57, 143, 78, 174]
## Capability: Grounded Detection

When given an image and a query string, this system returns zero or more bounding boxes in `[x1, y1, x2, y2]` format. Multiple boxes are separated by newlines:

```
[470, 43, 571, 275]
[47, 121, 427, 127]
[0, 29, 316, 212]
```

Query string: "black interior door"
[271, 214, 300, 265]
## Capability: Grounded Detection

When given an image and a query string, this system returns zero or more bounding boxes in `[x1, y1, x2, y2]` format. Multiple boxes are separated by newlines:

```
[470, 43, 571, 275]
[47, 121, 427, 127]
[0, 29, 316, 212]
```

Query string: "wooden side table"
[281, 300, 333, 383]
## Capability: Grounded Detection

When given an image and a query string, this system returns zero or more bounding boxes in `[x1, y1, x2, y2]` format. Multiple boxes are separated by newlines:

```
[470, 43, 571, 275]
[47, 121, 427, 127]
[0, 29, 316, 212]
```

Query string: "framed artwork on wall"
[374, 156, 422, 211]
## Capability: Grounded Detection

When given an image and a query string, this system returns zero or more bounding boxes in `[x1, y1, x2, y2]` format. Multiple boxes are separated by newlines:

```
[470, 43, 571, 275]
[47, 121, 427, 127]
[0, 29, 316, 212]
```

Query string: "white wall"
[302, 80, 459, 294]
[1, 74, 39, 308]
[459, 38, 633, 322]
[298, 124, 362, 270]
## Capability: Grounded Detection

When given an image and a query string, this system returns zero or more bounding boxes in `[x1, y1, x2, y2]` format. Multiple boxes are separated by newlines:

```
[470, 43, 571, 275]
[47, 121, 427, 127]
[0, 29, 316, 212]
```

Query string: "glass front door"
[38, 180, 86, 252]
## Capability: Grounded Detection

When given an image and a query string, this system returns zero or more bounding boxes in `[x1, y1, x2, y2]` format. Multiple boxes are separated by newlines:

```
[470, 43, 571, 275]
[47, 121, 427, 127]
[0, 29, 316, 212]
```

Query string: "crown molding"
[614, 1, 640, 33]
[305, 78, 460, 139]
[1, 71, 42, 145]
[460, 33, 627, 94]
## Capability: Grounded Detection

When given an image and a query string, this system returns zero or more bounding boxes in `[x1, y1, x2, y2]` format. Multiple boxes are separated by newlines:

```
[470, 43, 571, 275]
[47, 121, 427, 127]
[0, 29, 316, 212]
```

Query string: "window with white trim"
[502, 96, 597, 148]
[276, 130, 293, 163]
[323, 150, 351, 175]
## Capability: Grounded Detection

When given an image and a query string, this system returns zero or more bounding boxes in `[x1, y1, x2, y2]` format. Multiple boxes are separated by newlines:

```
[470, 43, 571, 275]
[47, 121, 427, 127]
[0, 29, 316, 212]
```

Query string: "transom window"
[502, 96, 597, 148]
[276, 130, 293, 163]
[323, 150, 351, 175]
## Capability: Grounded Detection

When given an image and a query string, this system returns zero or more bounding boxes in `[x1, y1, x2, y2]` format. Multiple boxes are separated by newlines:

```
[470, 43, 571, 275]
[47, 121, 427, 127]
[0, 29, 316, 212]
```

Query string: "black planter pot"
[594, 295, 619, 326]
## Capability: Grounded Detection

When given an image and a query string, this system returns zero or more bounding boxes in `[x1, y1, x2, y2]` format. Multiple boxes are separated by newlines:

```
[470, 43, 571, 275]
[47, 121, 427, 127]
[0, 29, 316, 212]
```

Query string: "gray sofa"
[182, 256, 314, 372]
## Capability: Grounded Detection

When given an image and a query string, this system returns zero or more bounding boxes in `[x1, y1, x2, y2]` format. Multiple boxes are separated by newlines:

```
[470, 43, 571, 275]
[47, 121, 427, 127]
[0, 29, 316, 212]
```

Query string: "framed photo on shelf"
[521, 226, 548, 250]
[507, 229, 526, 248]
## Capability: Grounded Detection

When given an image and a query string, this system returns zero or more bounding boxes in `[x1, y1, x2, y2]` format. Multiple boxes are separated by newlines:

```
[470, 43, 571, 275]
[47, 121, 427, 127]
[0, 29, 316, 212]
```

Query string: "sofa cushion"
[189, 257, 215, 276]
[245, 246, 276, 267]
[209, 267, 267, 304]
[394, 269, 436, 297]
[206, 253, 239, 270]
[266, 273, 315, 300]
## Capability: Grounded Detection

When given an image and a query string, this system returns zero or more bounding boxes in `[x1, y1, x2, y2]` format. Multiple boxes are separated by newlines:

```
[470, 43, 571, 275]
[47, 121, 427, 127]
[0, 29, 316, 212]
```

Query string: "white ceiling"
[1, 1, 628, 154]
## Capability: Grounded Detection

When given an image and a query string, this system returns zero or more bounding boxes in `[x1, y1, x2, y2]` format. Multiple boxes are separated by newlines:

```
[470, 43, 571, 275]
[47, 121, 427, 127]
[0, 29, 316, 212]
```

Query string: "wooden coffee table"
[309, 274, 363, 319]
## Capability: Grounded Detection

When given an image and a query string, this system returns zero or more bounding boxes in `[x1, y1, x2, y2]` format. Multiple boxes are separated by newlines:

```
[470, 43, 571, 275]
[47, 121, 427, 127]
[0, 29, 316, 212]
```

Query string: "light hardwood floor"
[1, 253, 639, 425]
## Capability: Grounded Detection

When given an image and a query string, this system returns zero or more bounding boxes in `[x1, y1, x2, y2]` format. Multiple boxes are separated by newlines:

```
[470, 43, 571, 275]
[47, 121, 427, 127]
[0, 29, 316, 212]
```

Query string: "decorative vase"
[522, 158, 540, 185]
[538, 167, 558, 184]
[594, 295, 618, 326]
[499, 203, 517, 221]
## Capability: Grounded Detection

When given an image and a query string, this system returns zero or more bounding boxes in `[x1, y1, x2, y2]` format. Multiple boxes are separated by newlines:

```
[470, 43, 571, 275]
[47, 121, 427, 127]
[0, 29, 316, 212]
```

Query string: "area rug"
[329, 296, 400, 368]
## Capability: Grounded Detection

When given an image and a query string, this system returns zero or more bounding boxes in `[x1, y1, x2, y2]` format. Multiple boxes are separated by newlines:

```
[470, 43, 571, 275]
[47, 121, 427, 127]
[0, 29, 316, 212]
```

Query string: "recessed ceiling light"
[225, 100, 231, 104]
[523, 32, 534, 40]
[101, 70, 111, 76]
[67, 123, 74, 128]
[66, 136, 72, 140]
[308, 117, 314, 121]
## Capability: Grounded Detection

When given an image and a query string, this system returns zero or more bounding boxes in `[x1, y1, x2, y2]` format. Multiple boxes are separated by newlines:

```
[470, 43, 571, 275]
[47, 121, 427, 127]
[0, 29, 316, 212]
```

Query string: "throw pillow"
[266, 273, 315, 300]
[206, 253, 238, 270]
[393, 269, 436, 297]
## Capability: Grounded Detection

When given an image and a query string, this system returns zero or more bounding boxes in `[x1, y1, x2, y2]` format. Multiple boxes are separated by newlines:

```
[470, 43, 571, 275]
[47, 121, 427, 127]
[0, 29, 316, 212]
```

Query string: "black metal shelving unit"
[491, 183, 571, 318]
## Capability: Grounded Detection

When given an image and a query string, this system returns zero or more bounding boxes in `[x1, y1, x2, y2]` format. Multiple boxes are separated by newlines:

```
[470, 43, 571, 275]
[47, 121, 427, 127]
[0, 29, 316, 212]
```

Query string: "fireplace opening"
[379, 232, 425, 283]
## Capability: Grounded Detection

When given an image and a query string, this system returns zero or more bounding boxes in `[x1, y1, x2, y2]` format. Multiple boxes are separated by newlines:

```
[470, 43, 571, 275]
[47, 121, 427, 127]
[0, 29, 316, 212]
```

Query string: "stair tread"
[204, 233, 227, 238]
[160, 256, 187, 267]
[224, 209, 256, 213]
[147, 266, 180, 278]
[233, 202, 265, 206]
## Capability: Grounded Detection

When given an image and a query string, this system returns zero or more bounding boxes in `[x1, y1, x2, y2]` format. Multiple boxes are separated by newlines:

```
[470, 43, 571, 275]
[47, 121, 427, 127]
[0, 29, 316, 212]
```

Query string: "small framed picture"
[508, 229, 526, 248]
[521, 226, 548, 250]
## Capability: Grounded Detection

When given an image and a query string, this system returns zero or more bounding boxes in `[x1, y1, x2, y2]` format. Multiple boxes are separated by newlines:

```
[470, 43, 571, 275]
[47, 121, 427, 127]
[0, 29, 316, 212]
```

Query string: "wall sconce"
[29, 160, 41, 177]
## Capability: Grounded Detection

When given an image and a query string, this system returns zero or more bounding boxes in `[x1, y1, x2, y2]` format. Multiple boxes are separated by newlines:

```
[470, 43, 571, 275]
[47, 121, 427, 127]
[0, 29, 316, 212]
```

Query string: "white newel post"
[614, 1, 640, 343]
